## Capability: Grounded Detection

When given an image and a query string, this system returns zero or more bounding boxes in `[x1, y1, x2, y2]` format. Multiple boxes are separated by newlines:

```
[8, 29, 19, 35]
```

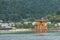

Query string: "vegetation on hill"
[45, 11, 60, 22]
[0, 0, 60, 22]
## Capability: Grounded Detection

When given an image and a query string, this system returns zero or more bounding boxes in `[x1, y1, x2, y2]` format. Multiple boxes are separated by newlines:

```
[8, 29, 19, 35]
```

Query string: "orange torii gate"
[35, 20, 48, 33]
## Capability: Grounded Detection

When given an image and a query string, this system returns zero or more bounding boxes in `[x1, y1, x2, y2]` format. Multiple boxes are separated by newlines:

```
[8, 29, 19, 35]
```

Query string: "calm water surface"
[0, 32, 60, 40]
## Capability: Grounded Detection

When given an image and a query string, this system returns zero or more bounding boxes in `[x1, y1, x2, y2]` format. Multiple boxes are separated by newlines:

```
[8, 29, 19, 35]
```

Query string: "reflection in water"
[36, 33, 48, 36]
[0, 33, 60, 40]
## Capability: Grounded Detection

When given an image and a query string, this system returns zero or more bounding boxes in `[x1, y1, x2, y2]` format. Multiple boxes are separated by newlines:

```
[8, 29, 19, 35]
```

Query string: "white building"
[0, 23, 15, 28]
[24, 22, 32, 24]
[47, 22, 51, 24]
[32, 22, 36, 25]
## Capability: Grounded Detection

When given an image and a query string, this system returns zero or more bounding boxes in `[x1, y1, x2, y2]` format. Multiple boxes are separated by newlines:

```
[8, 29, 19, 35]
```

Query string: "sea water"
[0, 32, 60, 40]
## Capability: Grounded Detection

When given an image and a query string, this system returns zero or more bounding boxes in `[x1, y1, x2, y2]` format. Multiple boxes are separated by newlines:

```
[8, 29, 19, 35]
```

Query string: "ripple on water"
[0, 33, 60, 40]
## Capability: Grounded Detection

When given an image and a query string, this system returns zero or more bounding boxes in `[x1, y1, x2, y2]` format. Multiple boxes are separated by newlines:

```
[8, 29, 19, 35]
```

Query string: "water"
[0, 33, 60, 40]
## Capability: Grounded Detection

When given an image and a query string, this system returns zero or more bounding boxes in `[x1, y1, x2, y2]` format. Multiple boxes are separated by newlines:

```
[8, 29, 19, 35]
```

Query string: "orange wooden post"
[42, 20, 48, 32]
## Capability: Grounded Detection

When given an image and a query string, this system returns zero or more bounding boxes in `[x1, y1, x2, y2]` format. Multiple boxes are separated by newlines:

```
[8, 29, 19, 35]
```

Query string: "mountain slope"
[0, 0, 60, 22]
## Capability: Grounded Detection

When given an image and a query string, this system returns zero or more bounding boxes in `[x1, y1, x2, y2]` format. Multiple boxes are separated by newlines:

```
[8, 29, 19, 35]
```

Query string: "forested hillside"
[0, 0, 60, 22]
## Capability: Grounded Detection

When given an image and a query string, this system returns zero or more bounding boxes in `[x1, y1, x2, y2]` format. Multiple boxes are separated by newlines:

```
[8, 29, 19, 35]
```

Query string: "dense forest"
[0, 0, 60, 22]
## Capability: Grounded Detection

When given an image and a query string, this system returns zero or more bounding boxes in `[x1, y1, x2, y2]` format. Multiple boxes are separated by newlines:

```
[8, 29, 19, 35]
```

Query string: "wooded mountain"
[0, 0, 60, 22]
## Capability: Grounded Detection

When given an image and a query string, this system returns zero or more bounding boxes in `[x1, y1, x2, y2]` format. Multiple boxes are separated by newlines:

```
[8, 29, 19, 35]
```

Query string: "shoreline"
[0, 28, 60, 34]
[0, 28, 34, 34]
